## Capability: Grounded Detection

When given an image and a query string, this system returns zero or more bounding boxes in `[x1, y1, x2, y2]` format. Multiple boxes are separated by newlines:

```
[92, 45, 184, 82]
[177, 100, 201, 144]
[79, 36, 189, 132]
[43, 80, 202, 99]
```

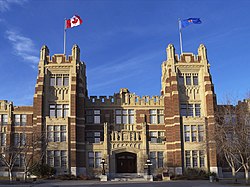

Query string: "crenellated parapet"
[86, 89, 163, 106]
[39, 44, 82, 65]
[164, 43, 208, 64]
[87, 96, 117, 105]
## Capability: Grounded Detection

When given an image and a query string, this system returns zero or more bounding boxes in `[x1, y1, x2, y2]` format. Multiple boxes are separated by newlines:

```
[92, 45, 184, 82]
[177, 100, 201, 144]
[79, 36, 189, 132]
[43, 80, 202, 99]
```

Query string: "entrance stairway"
[111, 173, 146, 181]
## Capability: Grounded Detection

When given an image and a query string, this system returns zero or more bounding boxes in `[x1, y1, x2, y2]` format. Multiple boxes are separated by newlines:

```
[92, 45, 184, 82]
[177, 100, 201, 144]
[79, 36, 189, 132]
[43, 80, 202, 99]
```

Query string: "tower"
[33, 45, 88, 175]
[161, 44, 217, 174]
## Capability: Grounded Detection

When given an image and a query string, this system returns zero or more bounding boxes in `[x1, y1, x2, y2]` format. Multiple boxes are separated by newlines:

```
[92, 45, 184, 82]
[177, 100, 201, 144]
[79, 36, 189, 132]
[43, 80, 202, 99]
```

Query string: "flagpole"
[64, 18, 66, 55]
[178, 18, 183, 54]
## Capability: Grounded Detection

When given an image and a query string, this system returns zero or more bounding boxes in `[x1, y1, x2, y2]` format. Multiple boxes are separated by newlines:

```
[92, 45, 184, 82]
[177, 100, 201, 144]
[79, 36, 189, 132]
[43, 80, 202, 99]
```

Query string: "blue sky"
[0, 0, 249, 106]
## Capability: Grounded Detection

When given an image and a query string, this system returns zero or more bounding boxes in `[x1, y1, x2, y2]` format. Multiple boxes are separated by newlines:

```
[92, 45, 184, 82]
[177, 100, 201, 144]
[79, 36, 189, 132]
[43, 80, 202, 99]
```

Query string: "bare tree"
[0, 128, 48, 182]
[233, 102, 250, 184]
[215, 99, 250, 184]
[215, 105, 241, 182]
[0, 143, 24, 181]
[21, 132, 48, 181]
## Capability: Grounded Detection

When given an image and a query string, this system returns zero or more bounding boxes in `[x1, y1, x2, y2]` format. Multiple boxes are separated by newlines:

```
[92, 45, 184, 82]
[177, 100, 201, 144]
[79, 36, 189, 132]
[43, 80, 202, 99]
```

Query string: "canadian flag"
[66, 15, 83, 29]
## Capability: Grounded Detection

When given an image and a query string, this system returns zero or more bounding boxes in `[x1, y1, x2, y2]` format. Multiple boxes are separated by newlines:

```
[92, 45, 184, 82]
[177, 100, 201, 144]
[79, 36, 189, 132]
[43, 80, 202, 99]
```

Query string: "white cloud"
[0, 0, 28, 12]
[6, 30, 39, 67]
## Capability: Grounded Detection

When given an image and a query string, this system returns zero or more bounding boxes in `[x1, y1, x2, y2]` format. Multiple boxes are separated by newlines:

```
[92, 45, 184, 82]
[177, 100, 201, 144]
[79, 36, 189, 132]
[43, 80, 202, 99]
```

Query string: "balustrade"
[110, 131, 142, 142]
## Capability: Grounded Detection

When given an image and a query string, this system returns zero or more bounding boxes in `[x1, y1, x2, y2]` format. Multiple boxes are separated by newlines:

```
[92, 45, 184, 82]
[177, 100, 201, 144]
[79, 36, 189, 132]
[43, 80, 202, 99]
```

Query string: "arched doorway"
[116, 152, 137, 173]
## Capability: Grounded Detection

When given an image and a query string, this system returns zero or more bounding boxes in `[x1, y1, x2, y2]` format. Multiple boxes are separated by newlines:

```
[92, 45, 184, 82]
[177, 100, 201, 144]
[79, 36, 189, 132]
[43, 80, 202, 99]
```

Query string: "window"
[0, 114, 8, 125]
[21, 115, 27, 125]
[150, 110, 157, 124]
[85, 110, 101, 124]
[63, 77, 69, 86]
[195, 104, 201, 117]
[94, 110, 101, 124]
[14, 154, 24, 167]
[61, 126, 67, 142]
[122, 110, 128, 124]
[94, 132, 101, 143]
[180, 103, 201, 117]
[88, 151, 102, 168]
[47, 125, 67, 142]
[14, 115, 20, 125]
[184, 125, 190, 142]
[95, 152, 102, 168]
[56, 105, 62, 118]
[185, 151, 191, 167]
[178, 74, 199, 86]
[47, 150, 67, 168]
[198, 125, 204, 142]
[150, 151, 164, 170]
[158, 110, 164, 124]
[192, 150, 198, 167]
[54, 150, 60, 167]
[49, 105, 56, 117]
[56, 77, 63, 86]
[61, 151, 67, 167]
[199, 150, 205, 167]
[128, 110, 134, 124]
[14, 133, 19, 146]
[0, 133, 6, 146]
[85, 131, 103, 143]
[50, 75, 69, 87]
[49, 104, 69, 118]
[149, 131, 165, 143]
[157, 152, 164, 168]
[180, 104, 187, 116]
[186, 76, 191, 85]
[88, 152, 94, 167]
[47, 126, 53, 142]
[50, 77, 55, 86]
[193, 76, 199, 85]
[149, 131, 157, 143]
[13, 133, 26, 147]
[191, 125, 197, 142]
[63, 105, 69, 118]
[115, 109, 134, 124]
[47, 151, 54, 167]
[14, 114, 27, 126]
[86, 110, 94, 124]
[224, 114, 237, 125]
[185, 150, 205, 168]
[184, 125, 204, 142]
[178, 75, 184, 85]
[115, 110, 122, 124]
[54, 126, 60, 142]
[149, 109, 164, 124]
[188, 104, 194, 116]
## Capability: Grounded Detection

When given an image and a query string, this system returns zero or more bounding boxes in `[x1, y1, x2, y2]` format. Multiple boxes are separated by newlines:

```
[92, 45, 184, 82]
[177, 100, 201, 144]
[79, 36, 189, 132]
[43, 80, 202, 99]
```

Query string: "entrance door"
[116, 152, 137, 173]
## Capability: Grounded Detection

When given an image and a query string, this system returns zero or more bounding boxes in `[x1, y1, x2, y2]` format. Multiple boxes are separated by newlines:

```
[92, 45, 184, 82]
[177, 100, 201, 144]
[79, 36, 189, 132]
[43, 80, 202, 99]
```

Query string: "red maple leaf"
[72, 17, 78, 24]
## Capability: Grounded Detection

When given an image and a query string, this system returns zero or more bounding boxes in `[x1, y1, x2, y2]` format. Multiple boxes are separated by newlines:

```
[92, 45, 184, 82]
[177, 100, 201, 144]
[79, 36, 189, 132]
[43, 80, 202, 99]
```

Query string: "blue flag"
[181, 18, 202, 28]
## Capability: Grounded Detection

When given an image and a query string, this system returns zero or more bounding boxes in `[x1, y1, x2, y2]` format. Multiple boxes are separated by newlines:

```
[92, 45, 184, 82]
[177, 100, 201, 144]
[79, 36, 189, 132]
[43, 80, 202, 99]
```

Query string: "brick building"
[0, 43, 218, 177]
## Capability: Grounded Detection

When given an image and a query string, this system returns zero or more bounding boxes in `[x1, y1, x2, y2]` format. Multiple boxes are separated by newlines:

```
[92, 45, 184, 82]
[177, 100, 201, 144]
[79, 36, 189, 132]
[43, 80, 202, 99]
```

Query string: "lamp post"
[145, 159, 152, 175]
[101, 158, 106, 175]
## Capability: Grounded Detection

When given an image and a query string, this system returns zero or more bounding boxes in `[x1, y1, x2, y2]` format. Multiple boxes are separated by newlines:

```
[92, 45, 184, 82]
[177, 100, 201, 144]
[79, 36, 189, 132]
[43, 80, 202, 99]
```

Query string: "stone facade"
[0, 44, 218, 177]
